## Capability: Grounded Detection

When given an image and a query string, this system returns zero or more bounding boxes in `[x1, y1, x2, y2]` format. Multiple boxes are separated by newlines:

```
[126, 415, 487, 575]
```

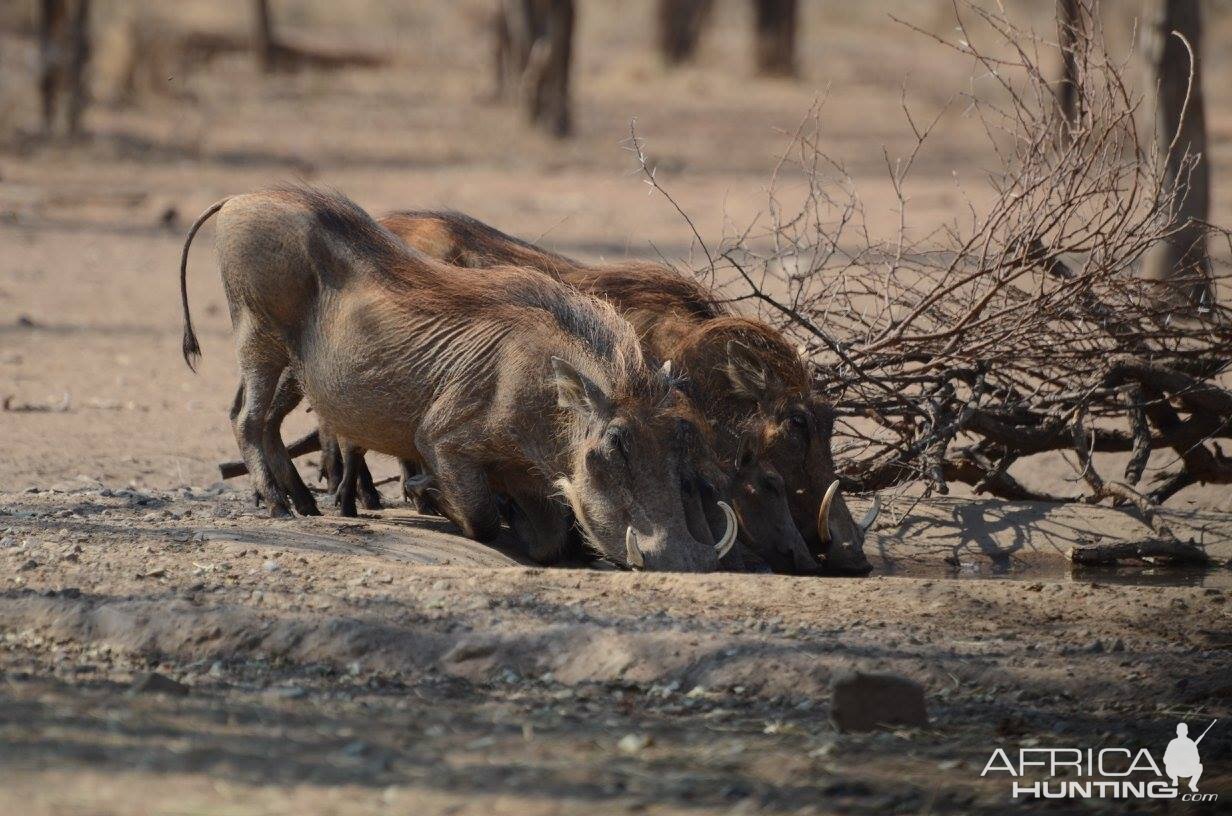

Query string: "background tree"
[492, 0, 574, 138]
[1056, 0, 1083, 130]
[253, 0, 278, 73]
[1144, 0, 1213, 309]
[752, 0, 796, 77]
[38, 0, 91, 137]
[657, 0, 713, 66]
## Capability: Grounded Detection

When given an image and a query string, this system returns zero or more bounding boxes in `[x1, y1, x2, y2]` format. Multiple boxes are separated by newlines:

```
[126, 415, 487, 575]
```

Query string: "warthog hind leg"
[263, 371, 320, 516]
[319, 429, 344, 494]
[335, 441, 367, 518]
[231, 350, 293, 517]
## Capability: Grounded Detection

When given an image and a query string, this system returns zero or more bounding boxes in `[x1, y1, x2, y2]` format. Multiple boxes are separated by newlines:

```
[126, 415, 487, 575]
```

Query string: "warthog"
[382, 210, 877, 574]
[179, 186, 732, 571]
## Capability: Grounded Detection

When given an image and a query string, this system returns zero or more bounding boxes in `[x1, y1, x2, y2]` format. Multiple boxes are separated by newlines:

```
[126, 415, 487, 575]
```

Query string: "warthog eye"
[604, 424, 629, 459]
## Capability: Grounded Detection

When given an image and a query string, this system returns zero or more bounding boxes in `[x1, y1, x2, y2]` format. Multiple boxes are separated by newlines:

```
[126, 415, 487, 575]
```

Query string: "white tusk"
[817, 480, 839, 544]
[857, 495, 881, 533]
[625, 526, 645, 570]
[714, 501, 738, 559]
[661, 359, 672, 379]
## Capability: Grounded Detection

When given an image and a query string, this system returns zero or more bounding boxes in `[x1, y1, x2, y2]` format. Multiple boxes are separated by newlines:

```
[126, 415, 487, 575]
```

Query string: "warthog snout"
[622, 504, 732, 572]
[816, 480, 878, 575]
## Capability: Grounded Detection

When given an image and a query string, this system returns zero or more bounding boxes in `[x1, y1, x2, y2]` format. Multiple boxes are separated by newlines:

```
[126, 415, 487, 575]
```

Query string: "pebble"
[262, 561, 280, 573]
[617, 733, 652, 754]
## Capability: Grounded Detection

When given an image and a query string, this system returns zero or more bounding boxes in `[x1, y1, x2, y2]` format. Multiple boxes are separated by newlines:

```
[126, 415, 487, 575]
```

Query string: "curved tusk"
[625, 526, 645, 570]
[857, 495, 881, 533]
[714, 501, 738, 559]
[661, 359, 672, 379]
[817, 480, 840, 544]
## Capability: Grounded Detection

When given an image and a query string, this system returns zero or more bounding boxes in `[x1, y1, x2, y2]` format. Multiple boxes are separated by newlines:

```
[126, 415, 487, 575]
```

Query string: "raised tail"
[180, 198, 230, 371]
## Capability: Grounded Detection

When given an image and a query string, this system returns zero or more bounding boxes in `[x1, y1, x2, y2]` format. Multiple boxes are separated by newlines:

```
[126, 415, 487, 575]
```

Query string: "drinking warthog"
[179, 186, 732, 571]
[382, 210, 877, 574]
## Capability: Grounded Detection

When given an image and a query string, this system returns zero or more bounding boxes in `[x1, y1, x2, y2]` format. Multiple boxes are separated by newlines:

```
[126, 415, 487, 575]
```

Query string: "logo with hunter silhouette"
[1165, 720, 1215, 793]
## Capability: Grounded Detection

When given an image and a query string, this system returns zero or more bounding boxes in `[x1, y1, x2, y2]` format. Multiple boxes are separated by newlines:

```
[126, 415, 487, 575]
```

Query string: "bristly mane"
[384, 210, 729, 326]
[279, 187, 660, 402]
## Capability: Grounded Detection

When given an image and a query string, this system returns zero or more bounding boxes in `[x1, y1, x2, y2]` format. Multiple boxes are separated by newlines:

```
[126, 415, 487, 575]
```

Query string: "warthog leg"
[263, 371, 320, 516]
[400, 460, 444, 515]
[355, 458, 383, 511]
[319, 429, 343, 494]
[506, 490, 570, 563]
[320, 427, 382, 511]
[231, 346, 293, 518]
[336, 442, 367, 518]
[417, 438, 502, 542]
[230, 383, 264, 509]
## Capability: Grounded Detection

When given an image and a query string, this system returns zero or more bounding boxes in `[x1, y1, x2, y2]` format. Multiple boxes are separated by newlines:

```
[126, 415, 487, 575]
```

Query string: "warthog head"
[550, 358, 733, 572]
[723, 340, 877, 575]
[729, 436, 822, 575]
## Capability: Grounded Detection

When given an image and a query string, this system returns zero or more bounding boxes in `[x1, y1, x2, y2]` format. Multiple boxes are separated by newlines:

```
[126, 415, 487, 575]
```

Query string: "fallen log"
[1069, 538, 1212, 567]
[218, 429, 321, 479]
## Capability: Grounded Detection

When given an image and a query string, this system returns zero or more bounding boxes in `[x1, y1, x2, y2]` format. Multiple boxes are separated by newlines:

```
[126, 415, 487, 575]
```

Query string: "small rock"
[18, 559, 37, 571]
[1110, 638, 1125, 652]
[617, 733, 652, 755]
[129, 672, 189, 697]
[269, 685, 307, 700]
[262, 560, 280, 573]
[1085, 639, 1105, 653]
[830, 671, 929, 732]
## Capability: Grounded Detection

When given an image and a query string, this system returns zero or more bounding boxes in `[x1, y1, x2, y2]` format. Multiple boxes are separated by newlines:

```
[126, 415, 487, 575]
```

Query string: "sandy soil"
[2, 1, 1231, 813]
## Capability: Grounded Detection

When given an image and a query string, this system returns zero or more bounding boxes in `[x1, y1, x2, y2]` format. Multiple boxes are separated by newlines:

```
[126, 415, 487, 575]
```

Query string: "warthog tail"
[180, 198, 229, 372]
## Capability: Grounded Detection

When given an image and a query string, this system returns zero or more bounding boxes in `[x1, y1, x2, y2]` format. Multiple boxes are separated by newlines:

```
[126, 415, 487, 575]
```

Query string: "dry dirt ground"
[2, 1, 1232, 813]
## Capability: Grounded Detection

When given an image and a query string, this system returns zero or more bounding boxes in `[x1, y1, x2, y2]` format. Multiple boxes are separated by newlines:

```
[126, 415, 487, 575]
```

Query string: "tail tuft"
[182, 330, 202, 372]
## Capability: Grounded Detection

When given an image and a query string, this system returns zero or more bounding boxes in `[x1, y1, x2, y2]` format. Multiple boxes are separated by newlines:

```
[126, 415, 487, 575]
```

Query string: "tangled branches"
[681, 2, 1232, 529]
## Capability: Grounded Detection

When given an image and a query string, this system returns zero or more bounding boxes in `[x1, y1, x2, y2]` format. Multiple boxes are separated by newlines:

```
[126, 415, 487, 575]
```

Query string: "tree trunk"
[752, 0, 796, 77]
[497, 0, 574, 137]
[64, 0, 90, 136]
[1057, 0, 1082, 130]
[38, 0, 90, 137]
[657, 0, 713, 66]
[536, 0, 573, 137]
[38, 0, 65, 135]
[1144, 0, 1213, 309]
[253, 0, 276, 73]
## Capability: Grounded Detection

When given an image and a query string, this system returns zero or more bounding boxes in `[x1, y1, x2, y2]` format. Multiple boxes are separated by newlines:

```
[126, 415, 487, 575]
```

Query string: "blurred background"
[1, 1, 1230, 504]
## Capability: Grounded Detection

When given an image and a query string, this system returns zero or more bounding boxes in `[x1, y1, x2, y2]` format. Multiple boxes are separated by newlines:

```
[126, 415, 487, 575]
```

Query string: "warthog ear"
[551, 357, 613, 419]
[724, 341, 779, 404]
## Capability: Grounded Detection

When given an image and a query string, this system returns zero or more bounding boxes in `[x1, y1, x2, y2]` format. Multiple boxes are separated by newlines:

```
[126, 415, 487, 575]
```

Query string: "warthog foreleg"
[263, 371, 320, 516]
[400, 460, 444, 516]
[417, 442, 502, 542]
[505, 491, 570, 563]
[320, 428, 382, 511]
[231, 349, 294, 517]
